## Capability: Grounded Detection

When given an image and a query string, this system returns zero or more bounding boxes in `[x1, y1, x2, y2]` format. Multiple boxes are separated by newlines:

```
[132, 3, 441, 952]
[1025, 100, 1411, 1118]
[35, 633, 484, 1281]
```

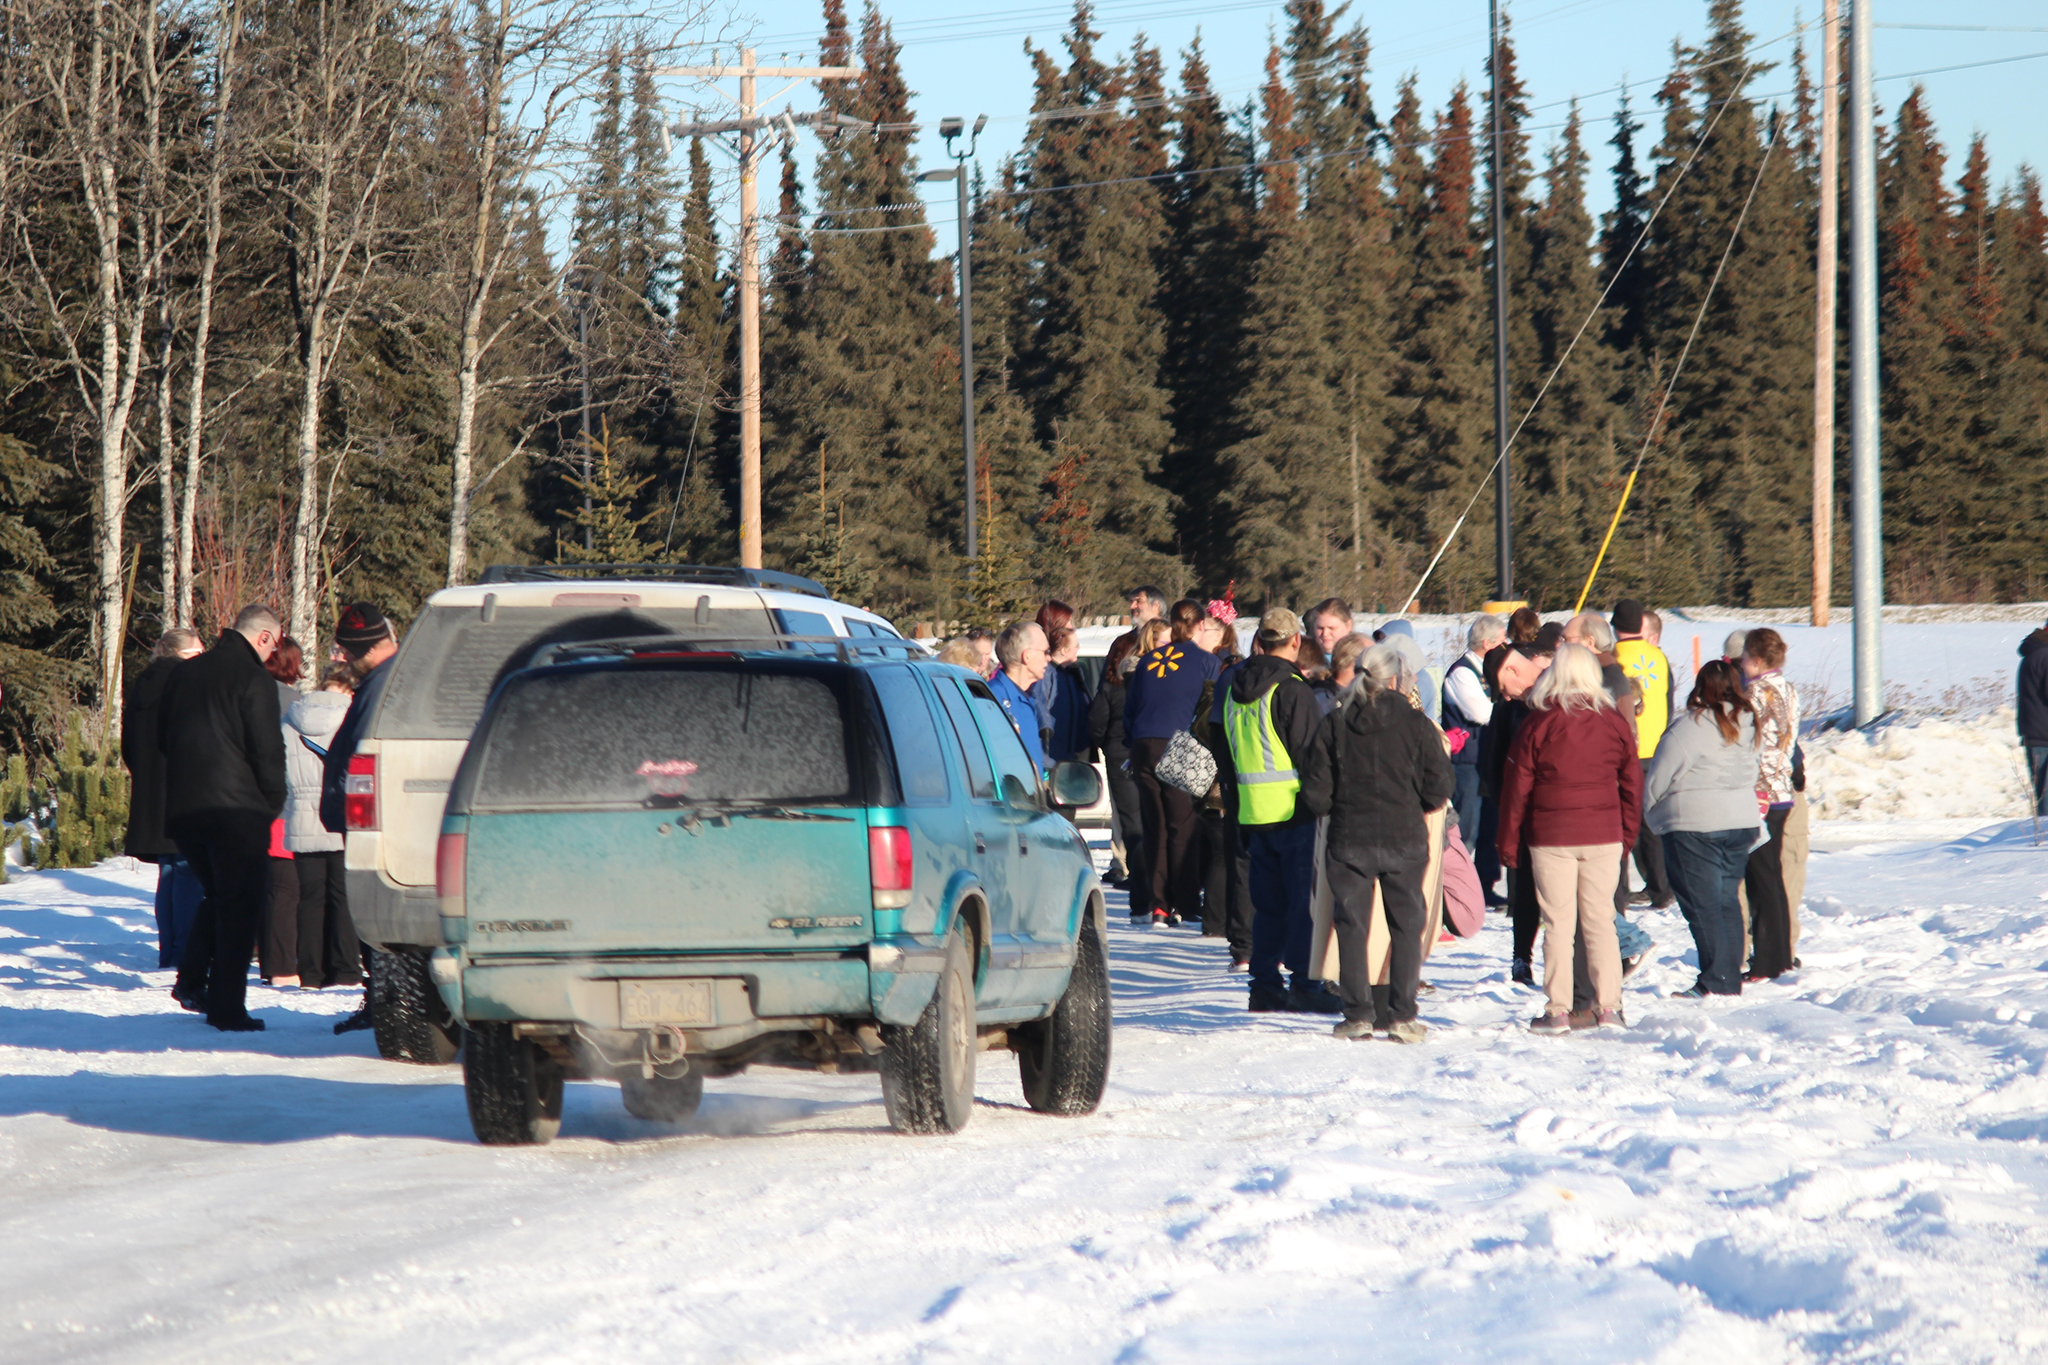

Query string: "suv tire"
[620, 1070, 705, 1123]
[369, 946, 462, 1065]
[1015, 916, 1112, 1115]
[464, 1023, 565, 1145]
[880, 924, 976, 1134]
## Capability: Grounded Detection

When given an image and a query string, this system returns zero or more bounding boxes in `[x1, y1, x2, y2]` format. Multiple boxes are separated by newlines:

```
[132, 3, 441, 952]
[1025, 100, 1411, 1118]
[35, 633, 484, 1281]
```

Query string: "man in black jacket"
[1300, 641, 1455, 1042]
[2021, 621, 2048, 816]
[1223, 608, 1337, 1015]
[123, 628, 205, 967]
[160, 605, 287, 1030]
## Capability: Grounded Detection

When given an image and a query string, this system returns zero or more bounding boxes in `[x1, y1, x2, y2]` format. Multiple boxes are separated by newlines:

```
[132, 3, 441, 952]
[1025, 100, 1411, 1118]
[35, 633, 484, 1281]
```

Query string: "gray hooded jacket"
[1643, 708, 1762, 836]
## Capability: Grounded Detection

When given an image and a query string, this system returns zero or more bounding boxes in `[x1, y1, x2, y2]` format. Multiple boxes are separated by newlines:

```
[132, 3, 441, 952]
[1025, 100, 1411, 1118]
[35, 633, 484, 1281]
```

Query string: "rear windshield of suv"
[375, 601, 776, 740]
[467, 665, 852, 810]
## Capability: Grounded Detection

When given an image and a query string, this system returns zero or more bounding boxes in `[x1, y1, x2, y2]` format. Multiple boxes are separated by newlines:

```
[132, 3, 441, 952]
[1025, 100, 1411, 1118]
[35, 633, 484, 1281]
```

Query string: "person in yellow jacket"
[1611, 598, 1675, 909]
[1223, 608, 1341, 1016]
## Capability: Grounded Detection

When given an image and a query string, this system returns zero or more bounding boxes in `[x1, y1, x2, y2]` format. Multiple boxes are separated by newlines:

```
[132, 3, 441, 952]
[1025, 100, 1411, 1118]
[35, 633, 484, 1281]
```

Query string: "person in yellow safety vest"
[1610, 598, 1676, 910]
[1223, 607, 1340, 1017]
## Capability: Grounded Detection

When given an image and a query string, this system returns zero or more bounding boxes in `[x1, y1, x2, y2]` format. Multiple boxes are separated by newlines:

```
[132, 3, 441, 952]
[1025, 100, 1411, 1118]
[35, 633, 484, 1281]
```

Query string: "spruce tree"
[1636, 1, 1812, 606]
[1516, 108, 1623, 609]
[956, 164, 1051, 612]
[1385, 84, 1493, 609]
[1599, 89, 1653, 357]
[1017, 1, 1178, 606]
[1157, 37, 1255, 579]
[761, 0, 957, 615]
[1978, 171, 2048, 594]
[1218, 44, 1343, 604]
[1318, 27, 1403, 608]
[1482, 18, 1544, 464]
[556, 423, 662, 564]
[1877, 89, 1970, 597]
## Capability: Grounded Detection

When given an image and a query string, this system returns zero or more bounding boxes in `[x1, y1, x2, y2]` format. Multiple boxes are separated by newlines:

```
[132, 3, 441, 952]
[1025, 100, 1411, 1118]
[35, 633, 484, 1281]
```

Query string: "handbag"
[1154, 728, 1219, 797]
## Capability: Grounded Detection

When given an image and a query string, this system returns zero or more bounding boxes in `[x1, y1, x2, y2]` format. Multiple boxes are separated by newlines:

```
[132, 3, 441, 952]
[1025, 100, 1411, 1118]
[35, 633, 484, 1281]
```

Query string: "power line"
[1402, 54, 1766, 610]
[1573, 122, 1781, 612]
[1875, 23, 2048, 34]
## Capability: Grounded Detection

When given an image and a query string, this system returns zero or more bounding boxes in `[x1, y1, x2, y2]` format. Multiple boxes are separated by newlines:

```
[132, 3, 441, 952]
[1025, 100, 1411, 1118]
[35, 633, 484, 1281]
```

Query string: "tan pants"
[1782, 791, 1809, 959]
[1739, 792, 1809, 962]
[1529, 843, 1623, 1013]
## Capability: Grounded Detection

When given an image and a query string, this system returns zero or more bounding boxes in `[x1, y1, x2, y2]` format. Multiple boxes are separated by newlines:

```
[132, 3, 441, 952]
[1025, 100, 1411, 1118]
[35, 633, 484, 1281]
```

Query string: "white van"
[343, 565, 905, 1063]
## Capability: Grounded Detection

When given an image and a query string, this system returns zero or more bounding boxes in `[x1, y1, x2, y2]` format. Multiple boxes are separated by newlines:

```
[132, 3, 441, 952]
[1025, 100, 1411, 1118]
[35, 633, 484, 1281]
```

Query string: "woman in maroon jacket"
[1496, 643, 1644, 1033]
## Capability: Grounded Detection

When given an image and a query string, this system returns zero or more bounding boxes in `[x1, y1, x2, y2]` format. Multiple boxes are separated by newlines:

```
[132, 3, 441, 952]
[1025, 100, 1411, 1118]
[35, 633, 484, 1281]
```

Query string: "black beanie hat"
[335, 602, 392, 658]
[1610, 598, 1646, 635]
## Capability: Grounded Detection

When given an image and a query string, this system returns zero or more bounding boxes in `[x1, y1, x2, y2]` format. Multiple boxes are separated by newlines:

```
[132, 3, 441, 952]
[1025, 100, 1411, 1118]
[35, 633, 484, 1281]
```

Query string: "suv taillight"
[344, 754, 378, 830]
[437, 831, 467, 916]
[869, 826, 912, 910]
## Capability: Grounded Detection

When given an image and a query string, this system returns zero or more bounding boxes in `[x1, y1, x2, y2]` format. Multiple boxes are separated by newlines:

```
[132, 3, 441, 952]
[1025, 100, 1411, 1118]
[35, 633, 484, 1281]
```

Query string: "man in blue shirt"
[987, 621, 1049, 773]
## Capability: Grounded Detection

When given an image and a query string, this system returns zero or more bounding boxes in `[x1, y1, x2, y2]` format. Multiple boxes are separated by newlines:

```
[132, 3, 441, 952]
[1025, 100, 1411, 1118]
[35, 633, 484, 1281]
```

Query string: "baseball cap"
[1259, 607, 1303, 638]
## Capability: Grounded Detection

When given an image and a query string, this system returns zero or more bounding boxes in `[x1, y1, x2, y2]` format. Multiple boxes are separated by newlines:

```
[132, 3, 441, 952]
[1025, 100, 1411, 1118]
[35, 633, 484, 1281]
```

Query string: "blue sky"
[665, 0, 2048, 237]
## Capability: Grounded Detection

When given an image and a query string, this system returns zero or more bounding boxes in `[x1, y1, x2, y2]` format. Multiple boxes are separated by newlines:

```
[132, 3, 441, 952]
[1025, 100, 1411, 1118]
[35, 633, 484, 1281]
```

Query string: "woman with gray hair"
[1495, 643, 1644, 1033]
[1298, 641, 1456, 1043]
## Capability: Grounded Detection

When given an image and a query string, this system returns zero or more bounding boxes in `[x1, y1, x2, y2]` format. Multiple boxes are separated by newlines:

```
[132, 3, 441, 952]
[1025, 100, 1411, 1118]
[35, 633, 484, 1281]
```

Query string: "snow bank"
[1081, 608, 2036, 726]
[1805, 708, 2034, 822]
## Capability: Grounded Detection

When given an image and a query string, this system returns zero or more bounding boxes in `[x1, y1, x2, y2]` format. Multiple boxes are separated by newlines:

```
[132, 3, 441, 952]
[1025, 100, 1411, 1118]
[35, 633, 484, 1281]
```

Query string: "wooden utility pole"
[1812, 0, 1840, 627]
[661, 49, 856, 569]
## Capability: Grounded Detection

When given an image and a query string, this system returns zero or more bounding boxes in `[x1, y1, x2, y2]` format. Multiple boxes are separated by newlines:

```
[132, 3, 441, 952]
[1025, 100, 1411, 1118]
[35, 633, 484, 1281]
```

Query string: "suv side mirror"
[1049, 760, 1101, 811]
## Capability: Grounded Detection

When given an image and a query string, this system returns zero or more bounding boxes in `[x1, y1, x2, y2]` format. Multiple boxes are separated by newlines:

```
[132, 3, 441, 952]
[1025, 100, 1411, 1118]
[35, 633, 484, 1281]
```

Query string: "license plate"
[619, 979, 716, 1027]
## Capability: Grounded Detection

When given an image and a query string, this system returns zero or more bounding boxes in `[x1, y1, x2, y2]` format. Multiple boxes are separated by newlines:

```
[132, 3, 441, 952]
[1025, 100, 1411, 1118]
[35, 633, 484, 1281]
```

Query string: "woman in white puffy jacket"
[281, 667, 362, 988]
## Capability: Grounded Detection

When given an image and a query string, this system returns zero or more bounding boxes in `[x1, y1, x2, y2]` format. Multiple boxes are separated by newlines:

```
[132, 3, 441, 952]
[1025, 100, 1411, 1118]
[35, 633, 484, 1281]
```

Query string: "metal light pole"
[1849, 0, 1883, 723]
[919, 115, 986, 570]
[1488, 0, 1513, 602]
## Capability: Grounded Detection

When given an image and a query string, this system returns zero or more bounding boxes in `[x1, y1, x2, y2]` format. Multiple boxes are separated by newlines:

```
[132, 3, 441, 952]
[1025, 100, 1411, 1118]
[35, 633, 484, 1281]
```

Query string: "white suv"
[343, 565, 904, 1063]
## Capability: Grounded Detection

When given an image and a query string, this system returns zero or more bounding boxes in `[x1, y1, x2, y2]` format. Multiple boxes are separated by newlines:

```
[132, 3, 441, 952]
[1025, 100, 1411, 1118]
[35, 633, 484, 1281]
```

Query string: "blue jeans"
[1452, 762, 1482, 851]
[1247, 821, 1317, 991]
[2029, 746, 2048, 817]
[154, 856, 206, 969]
[1613, 910, 1653, 961]
[1662, 828, 1753, 994]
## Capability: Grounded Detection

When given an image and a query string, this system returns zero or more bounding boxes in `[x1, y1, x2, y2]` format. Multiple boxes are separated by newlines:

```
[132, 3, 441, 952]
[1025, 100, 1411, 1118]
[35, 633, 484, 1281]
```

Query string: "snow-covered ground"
[5, 799, 2048, 1363]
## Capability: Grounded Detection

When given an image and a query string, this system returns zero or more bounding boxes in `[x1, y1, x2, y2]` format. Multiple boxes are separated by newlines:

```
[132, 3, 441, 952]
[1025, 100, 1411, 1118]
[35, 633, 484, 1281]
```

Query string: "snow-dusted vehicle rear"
[430, 637, 1112, 1145]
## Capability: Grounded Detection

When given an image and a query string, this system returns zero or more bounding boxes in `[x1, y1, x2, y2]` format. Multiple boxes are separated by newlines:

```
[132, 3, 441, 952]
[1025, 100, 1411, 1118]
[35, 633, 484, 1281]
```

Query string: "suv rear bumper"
[348, 867, 440, 952]
[436, 939, 957, 1033]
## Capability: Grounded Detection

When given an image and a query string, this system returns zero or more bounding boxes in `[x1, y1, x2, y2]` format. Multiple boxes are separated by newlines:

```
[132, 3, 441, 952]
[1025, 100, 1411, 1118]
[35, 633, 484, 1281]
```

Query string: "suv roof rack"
[474, 563, 832, 599]
[539, 633, 930, 668]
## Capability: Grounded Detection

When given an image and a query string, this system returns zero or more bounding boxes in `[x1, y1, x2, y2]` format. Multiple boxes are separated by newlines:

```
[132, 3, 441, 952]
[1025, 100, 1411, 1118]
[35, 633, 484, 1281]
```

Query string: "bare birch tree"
[171, 0, 247, 630]
[262, 0, 434, 650]
[434, 0, 616, 586]
[6, 0, 185, 735]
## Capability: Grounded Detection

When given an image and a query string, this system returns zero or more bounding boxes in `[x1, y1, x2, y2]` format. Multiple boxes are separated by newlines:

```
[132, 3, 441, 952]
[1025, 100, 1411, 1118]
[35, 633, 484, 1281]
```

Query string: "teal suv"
[431, 637, 1112, 1145]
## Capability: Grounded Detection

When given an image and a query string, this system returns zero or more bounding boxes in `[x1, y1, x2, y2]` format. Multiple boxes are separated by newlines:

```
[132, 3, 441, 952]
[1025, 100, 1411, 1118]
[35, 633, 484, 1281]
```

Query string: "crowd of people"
[121, 582, 1813, 1044]
[122, 601, 400, 1032]
[942, 592, 1810, 1041]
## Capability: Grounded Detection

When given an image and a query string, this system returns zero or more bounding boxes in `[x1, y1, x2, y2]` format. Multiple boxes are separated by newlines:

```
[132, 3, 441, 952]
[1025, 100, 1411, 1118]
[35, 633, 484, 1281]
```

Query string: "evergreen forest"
[3, 0, 2045, 757]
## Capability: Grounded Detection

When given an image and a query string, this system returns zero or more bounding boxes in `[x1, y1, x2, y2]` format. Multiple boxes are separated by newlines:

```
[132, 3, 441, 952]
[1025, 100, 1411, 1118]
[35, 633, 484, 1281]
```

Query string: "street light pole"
[1488, 0, 1513, 603]
[920, 115, 986, 573]
[1849, 0, 1883, 723]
